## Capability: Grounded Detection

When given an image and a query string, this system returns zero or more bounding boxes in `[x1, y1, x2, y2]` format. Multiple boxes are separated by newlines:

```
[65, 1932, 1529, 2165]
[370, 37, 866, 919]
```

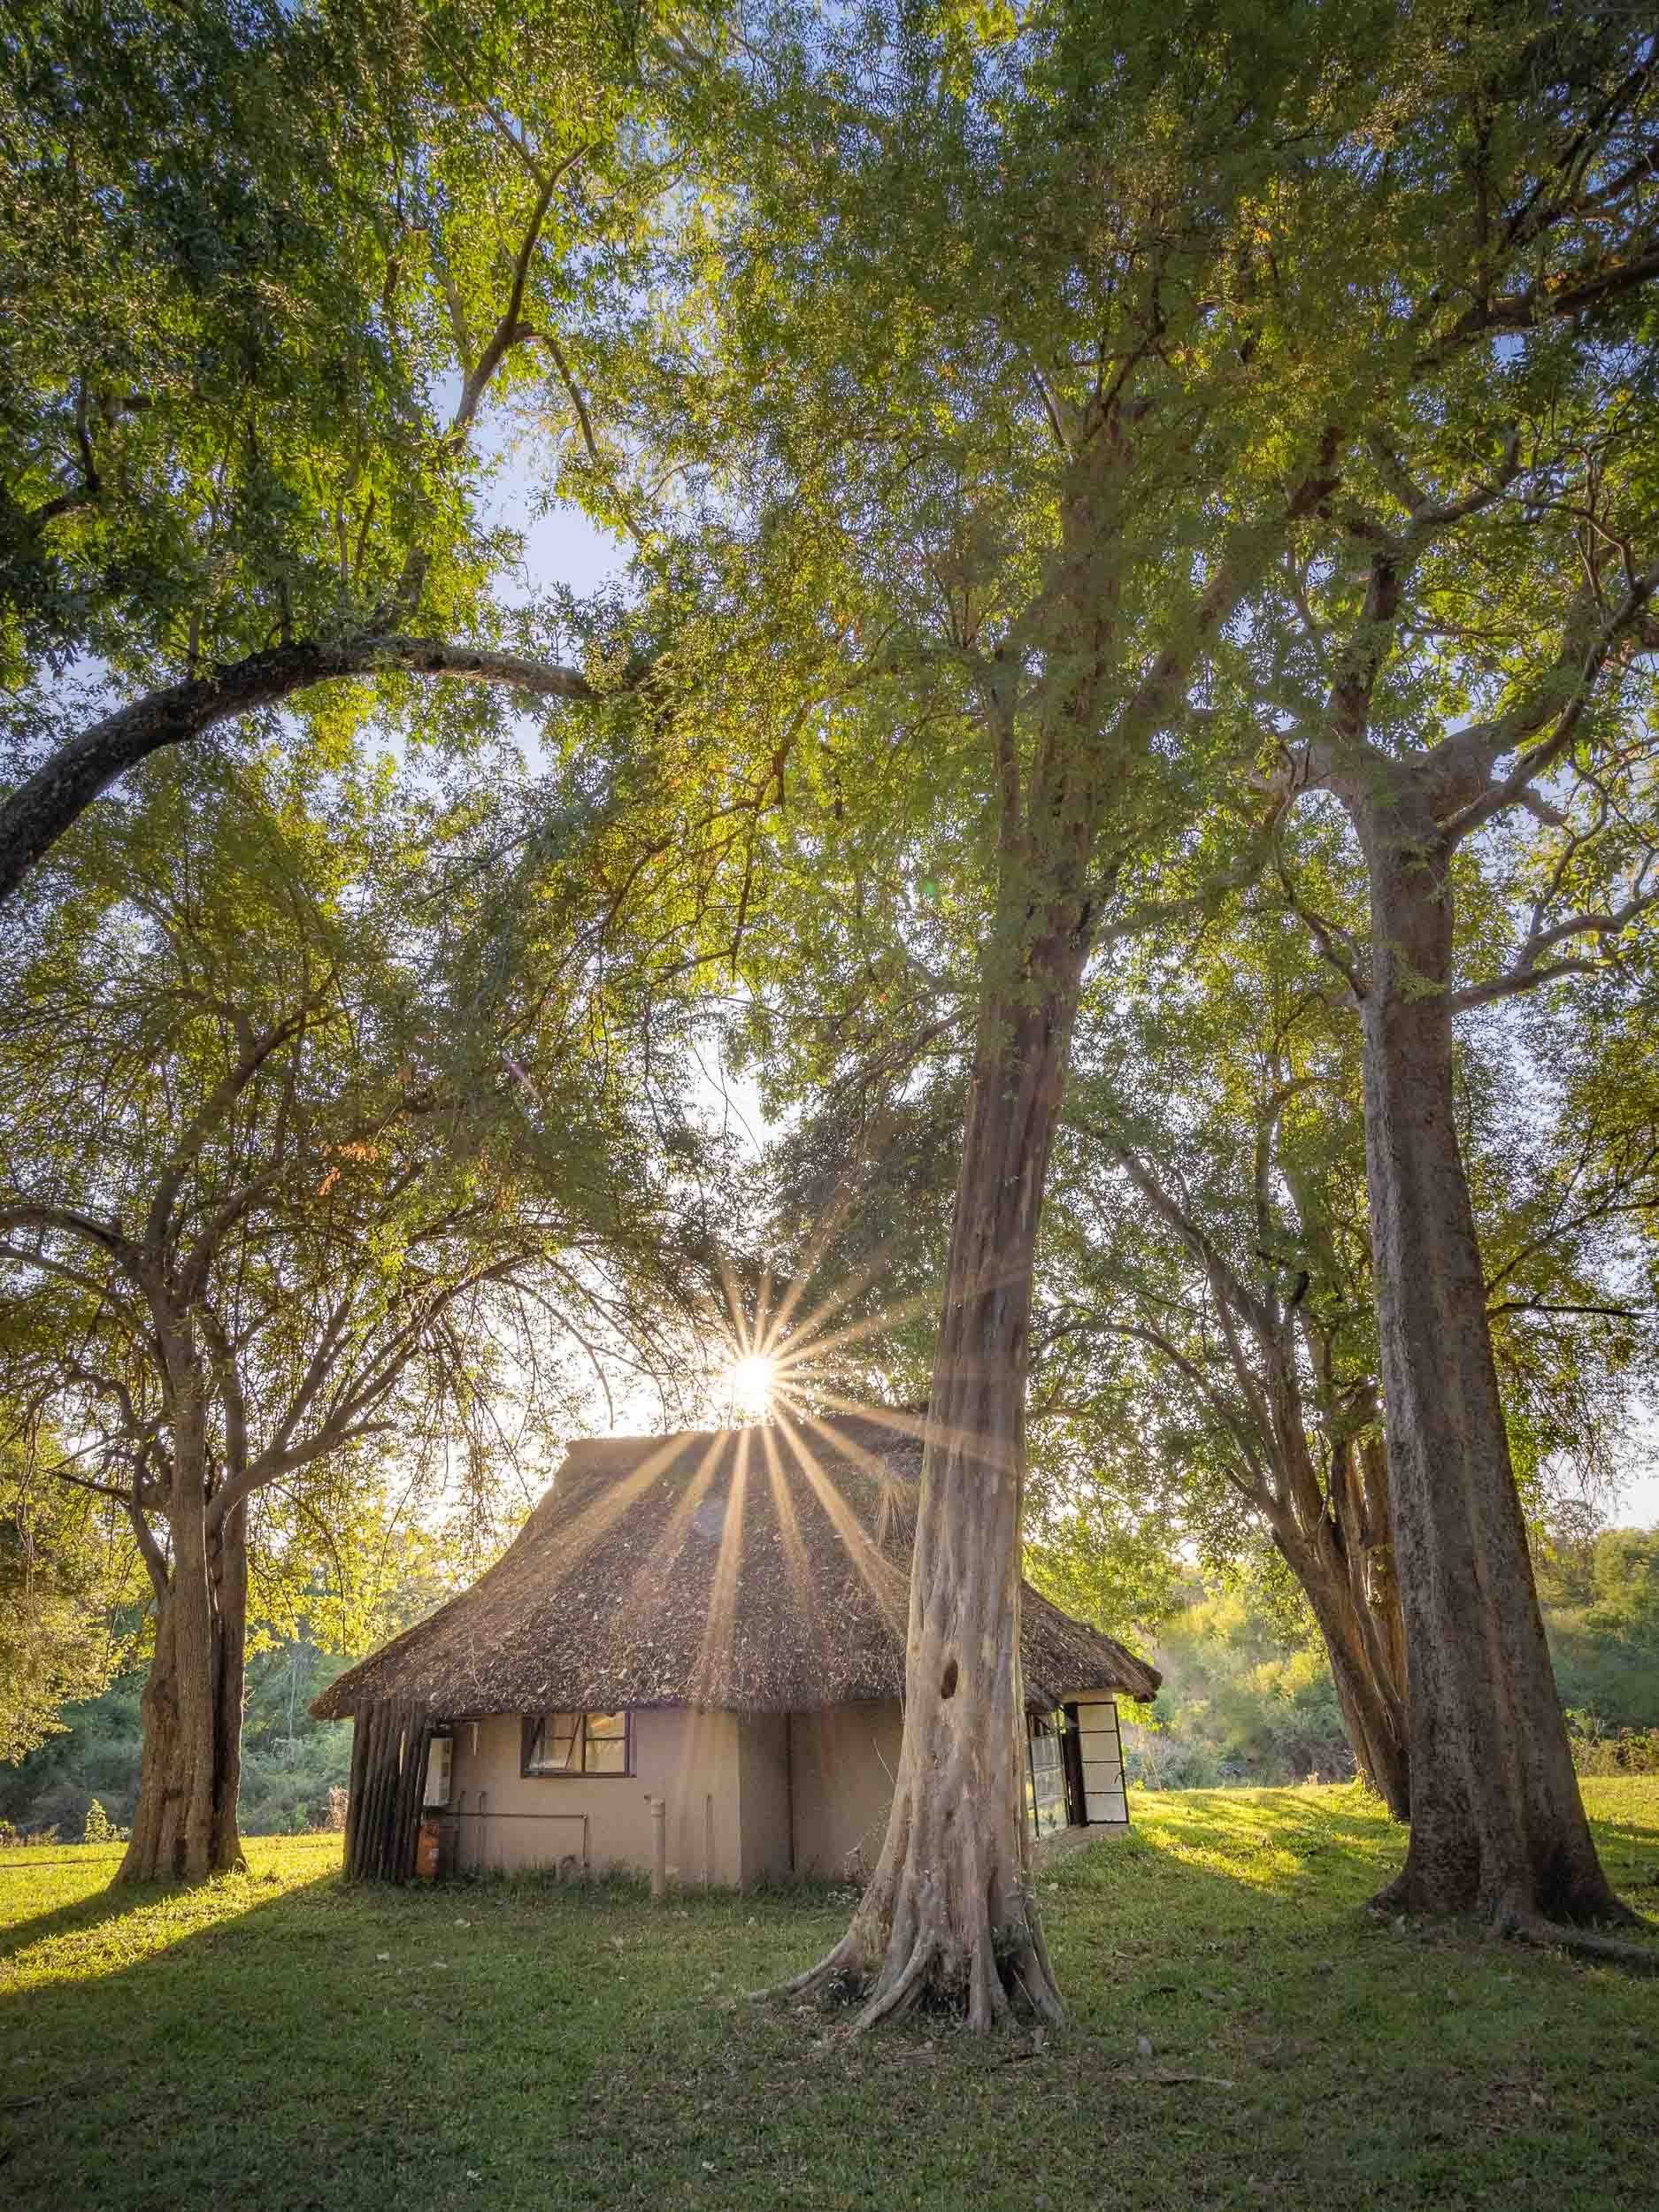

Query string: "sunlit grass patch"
[1, 1834, 344, 1988]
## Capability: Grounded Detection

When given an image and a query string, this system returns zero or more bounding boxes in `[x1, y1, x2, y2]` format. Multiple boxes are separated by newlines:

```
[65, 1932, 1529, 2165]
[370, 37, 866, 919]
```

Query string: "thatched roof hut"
[317, 1414, 1158, 1884]
[314, 1412, 1158, 1722]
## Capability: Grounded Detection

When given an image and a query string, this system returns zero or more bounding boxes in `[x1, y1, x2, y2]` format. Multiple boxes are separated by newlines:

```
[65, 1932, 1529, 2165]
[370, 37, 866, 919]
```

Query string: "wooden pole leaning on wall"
[390, 1708, 429, 1883]
[363, 1699, 411, 1880]
[342, 1706, 372, 1878]
[361, 1701, 396, 1880]
[349, 1701, 388, 1881]
[651, 1796, 667, 1901]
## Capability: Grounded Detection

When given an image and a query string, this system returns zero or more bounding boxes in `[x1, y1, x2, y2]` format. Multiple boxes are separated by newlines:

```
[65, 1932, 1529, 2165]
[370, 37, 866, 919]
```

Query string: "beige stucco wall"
[736, 1712, 793, 1882]
[787, 1700, 904, 1879]
[436, 1700, 906, 1885]
[432, 1693, 1114, 1884]
[445, 1708, 746, 1883]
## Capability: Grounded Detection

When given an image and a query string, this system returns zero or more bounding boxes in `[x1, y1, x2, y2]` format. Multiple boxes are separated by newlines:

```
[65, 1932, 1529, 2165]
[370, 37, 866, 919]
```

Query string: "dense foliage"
[1102, 1532, 1659, 1793]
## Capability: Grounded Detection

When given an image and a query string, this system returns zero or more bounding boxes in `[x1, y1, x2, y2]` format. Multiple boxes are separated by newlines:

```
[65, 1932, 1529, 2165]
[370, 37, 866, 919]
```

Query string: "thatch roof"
[312, 1412, 1160, 1722]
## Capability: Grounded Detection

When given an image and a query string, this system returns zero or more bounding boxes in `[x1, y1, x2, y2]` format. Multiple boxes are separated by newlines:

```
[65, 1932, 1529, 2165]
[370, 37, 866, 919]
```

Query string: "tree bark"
[1353, 806, 1631, 1926]
[118, 1438, 248, 1882]
[787, 924, 1091, 2030]
[1271, 1489, 1410, 1817]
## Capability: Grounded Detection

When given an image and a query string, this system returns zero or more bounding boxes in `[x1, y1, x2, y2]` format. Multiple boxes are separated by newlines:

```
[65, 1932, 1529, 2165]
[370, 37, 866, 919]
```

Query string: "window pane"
[526, 1714, 580, 1773]
[584, 1714, 628, 1772]
[1026, 1716, 1067, 1838]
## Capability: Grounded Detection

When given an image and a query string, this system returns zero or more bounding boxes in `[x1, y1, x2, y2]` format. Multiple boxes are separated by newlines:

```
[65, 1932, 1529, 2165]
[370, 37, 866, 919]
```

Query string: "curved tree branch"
[0, 633, 626, 906]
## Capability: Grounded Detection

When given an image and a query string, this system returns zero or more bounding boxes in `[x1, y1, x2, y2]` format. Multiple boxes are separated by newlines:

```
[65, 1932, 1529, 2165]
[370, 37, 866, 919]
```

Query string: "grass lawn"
[3, 1782, 1656, 2212]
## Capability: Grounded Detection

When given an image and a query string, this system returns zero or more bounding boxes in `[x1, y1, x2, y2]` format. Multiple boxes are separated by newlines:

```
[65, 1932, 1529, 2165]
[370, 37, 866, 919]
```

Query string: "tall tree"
[0, 748, 704, 1879]
[1247, 17, 1659, 1932]
[638, 0, 1659, 2017]
[646, 0, 1383, 2026]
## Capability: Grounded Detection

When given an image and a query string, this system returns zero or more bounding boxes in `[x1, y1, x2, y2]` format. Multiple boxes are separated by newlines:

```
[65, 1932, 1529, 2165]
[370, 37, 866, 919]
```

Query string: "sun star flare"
[726, 1350, 778, 1421]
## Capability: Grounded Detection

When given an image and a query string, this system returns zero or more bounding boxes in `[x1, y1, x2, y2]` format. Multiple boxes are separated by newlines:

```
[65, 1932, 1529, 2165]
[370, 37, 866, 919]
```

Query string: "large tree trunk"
[119, 1476, 248, 1884]
[787, 926, 1091, 2030]
[1354, 811, 1630, 1928]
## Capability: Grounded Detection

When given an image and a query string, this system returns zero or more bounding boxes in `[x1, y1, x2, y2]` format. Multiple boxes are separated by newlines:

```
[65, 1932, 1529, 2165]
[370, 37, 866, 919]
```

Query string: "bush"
[81, 1798, 127, 1843]
[1568, 1715, 1659, 1776]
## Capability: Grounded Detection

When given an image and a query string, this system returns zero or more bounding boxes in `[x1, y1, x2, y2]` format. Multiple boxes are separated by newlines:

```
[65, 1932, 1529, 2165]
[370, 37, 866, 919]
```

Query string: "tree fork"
[117, 1477, 248, 1883]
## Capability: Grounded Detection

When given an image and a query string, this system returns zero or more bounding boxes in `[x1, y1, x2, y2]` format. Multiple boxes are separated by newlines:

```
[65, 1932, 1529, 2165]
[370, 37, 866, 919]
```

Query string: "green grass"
[3, 1783, 1656, 2212]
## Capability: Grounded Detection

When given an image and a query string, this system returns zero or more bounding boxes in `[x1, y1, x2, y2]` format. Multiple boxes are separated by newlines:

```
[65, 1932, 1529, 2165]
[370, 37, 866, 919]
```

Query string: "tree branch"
[1448, 879, 1659, 1010]
[1432, 565, 1659, 843]
[449, 151, 587, 437]
[0, 633, 628, 906]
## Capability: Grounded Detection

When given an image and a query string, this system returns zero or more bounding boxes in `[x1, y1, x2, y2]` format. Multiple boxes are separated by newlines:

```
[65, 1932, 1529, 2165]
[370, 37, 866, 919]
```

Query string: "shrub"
[1568, 1717, 1659, 1777]
[82, 1798, 114, 1844]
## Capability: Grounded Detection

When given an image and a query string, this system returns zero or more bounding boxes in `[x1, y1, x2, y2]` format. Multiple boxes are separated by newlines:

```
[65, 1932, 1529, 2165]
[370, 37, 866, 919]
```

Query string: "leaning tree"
[1033, 874, 1659, 1821]
[0, 746, 705, 1879]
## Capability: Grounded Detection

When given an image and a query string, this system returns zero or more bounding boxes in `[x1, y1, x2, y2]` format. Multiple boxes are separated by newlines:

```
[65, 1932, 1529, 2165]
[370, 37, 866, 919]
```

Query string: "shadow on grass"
[0, 1877, 173, 1968]
[0, 1839, 344, 1966]
[0, 1862, 855, 2212]
[5, 1795, 1658, 2212]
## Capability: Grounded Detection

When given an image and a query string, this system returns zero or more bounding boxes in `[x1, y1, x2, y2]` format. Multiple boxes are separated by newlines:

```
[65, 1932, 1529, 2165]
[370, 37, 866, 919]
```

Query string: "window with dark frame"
[521, 1710, 632, 1777]
[1025, 1712, 1070, 1839]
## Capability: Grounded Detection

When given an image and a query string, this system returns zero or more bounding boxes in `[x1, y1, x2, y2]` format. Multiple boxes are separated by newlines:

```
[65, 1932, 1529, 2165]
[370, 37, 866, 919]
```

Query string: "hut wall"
[735, 1713, 792, 1882]
[787, 1699, 905, 1878]
[446, 1708, 746, 1883]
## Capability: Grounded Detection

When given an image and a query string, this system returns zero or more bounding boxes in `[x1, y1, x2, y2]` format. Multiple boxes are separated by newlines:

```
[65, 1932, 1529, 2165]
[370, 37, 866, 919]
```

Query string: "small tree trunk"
[1256, 1332, 1412, 1814]
[1355, 815, 1630, 1927]
[1272, 1509, 1410, 1816]
[787, 930, 1089, 2030]
[119, 1463, 248, 1884]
